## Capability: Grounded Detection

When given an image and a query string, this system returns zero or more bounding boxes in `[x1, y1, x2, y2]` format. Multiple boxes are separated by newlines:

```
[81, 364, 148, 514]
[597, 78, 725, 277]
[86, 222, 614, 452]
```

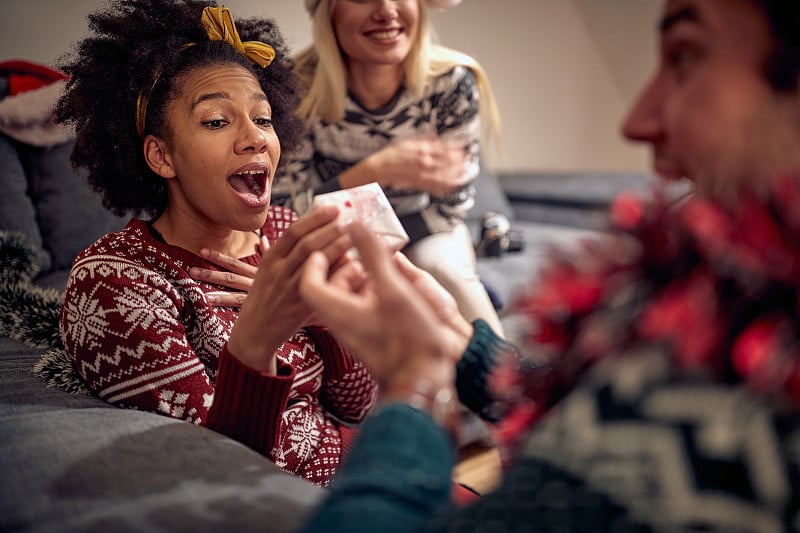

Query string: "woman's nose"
[236, 121, 268, 153]
[373, 0, 398, 21]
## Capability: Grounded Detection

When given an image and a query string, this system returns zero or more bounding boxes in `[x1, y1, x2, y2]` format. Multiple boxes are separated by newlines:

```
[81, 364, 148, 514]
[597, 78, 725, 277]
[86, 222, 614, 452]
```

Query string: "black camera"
[476, 212, 525, 258]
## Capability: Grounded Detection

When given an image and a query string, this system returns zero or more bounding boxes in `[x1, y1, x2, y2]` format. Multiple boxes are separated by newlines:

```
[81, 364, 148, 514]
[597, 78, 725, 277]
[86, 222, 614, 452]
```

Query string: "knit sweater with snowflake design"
[59, 206, 377, 486]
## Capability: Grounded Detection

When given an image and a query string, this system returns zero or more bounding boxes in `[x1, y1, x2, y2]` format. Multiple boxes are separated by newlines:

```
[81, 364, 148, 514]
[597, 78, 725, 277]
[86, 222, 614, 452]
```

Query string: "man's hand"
[299, 221, 470, 388]
[226, 206, 351, 372]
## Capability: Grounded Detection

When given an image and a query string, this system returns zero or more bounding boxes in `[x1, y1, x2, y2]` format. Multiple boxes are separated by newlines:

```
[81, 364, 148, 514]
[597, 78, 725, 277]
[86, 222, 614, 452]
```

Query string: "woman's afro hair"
[54, 0, 304, 218]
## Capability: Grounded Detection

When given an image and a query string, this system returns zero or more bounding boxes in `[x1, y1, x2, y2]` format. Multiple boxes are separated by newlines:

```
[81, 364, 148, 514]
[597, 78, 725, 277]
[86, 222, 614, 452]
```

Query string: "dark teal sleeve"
[455, 319, 517, 422]
[301, 404, 454, 533]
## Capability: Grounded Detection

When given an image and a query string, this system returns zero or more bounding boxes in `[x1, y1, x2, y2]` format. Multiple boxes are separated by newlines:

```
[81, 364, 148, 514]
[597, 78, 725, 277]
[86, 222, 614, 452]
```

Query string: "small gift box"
[313, 182, 410, 252]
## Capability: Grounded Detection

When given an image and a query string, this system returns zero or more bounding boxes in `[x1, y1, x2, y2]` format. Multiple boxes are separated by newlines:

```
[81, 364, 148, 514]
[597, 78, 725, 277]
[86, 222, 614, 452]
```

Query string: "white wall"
[0, 0, 661, 174]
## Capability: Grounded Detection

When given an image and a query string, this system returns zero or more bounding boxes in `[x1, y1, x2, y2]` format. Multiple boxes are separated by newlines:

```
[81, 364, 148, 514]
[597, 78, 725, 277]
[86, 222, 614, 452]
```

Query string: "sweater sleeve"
[206, 343, 294, 453]
[301, 404, 454, 533]
[271, 134, 341, 215]
[455, 318, 518, 422]
[305, 326, 378, 424]
[432, 66, 481, 212]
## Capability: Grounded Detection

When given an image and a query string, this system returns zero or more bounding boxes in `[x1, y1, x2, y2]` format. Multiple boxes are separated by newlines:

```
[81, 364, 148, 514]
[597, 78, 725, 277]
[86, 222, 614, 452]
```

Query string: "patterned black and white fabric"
[436, 347, 800, 533]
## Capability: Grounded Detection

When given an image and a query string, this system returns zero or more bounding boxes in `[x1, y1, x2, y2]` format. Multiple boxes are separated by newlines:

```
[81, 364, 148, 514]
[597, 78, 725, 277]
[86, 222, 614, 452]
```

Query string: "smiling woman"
[271, 0, 507, 339]
[53, 0, 378, 487]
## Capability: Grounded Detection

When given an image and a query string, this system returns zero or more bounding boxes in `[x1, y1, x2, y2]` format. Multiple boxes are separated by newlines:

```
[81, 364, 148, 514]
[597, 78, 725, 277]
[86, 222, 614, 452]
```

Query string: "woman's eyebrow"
[190, 91, 268, 110]
[191, 92, 229, 110]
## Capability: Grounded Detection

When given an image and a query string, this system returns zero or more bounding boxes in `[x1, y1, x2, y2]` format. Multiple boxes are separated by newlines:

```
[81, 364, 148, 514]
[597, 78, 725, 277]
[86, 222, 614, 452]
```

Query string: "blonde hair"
[295, 0, 501, 147]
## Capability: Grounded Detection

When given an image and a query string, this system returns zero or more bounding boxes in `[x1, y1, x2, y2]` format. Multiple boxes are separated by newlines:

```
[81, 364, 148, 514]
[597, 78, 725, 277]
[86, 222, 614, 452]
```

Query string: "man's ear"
[143, 135, 177, 179]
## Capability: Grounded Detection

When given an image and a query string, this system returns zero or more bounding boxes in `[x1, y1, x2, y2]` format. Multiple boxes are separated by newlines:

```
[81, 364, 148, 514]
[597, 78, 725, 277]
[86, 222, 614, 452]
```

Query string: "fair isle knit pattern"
[273, 66, 481, 243]
[59, 206, 377, 486]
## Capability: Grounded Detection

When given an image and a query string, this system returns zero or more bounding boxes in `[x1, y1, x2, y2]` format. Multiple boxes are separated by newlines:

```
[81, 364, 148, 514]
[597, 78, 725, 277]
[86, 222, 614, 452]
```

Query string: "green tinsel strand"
[0, 230, 87, 394]
[32, 348, 90, 395]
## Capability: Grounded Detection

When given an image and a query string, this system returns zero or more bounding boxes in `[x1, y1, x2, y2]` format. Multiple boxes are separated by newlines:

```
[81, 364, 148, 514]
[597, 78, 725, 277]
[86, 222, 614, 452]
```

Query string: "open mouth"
[228, 169, 270, 207]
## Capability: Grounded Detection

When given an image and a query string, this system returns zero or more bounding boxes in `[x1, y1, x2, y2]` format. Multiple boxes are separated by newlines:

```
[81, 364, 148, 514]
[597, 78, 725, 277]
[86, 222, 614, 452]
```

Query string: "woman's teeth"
[231, 170, 265, 196]
[369, 29, 400, 40]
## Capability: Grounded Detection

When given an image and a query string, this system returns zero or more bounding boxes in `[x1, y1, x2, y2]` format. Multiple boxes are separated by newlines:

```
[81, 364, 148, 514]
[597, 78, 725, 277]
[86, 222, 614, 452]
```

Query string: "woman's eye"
[254, 117, 274, 128]
[203, 118, 227, 129]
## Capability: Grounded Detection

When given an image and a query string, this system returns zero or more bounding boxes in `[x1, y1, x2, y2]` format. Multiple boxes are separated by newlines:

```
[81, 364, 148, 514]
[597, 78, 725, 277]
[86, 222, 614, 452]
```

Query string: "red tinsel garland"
[490, 173, 800, 451]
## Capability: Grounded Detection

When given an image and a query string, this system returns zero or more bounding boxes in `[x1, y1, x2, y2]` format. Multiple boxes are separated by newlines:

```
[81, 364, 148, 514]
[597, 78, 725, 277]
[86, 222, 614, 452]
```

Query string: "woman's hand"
[299, 221, 469, 390]
[341, 134, 469, 197]
[190, 238, 267, 307]
[226, 205, 352, 373]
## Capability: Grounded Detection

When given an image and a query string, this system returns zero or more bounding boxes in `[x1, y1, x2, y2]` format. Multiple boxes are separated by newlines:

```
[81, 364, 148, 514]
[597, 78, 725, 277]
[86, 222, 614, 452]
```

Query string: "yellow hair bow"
[201, 6, 275, 68]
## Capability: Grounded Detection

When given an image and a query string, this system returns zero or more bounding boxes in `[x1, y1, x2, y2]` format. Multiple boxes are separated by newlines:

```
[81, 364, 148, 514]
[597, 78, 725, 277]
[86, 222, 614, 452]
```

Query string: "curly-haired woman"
[55, 0, 377, 486]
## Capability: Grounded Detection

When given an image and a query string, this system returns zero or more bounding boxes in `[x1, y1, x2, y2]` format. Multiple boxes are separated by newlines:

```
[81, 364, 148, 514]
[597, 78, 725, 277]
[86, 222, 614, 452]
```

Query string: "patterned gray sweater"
[273, 66, 481, 244]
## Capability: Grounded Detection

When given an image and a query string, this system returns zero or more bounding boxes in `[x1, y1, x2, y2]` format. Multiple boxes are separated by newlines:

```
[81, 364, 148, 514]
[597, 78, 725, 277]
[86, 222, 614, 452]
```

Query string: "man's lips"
[652, 154, 687, 181]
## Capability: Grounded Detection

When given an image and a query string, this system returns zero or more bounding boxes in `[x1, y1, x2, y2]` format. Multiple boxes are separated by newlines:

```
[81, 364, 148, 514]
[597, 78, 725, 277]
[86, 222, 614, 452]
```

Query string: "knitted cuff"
[455, 318, 517, 422]
[207, 343, 294, 454]
[305, 326, 354, 379]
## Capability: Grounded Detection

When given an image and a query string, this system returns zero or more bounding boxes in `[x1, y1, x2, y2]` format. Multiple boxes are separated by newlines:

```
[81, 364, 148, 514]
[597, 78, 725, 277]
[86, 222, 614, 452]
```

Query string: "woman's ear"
[143, 135, 177, 179]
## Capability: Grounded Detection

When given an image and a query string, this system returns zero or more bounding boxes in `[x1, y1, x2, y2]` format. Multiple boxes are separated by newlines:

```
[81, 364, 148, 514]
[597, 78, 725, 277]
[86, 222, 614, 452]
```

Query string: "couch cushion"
[20, 140, 127, 272]
[499, 172, 691, 229]
[466, 165, 515, 221]
[0, 339, 325, 532]
[0, 134, 51, 272]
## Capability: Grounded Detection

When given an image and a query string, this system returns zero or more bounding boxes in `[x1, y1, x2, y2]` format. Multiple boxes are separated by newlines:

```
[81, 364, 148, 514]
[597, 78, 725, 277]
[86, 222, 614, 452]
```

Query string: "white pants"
[403, 221, 505, 337]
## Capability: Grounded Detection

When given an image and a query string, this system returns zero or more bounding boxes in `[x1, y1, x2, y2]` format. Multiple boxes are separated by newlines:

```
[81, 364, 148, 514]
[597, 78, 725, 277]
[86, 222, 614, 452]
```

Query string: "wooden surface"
[453, 444, 502, 495]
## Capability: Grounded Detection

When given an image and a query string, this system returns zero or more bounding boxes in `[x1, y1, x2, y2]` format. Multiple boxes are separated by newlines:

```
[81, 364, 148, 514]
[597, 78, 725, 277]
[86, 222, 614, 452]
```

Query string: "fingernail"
[206, 293, 218, 303]
[345, 248, 359, 261]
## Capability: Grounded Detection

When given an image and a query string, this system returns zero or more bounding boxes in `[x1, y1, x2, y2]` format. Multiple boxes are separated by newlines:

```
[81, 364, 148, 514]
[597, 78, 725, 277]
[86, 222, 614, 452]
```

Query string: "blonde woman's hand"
[356, 134, 469, 197]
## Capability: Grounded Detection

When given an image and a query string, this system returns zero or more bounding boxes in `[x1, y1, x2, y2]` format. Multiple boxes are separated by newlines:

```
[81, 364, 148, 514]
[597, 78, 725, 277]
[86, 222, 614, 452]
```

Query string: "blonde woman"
[274, 0, 505, 335]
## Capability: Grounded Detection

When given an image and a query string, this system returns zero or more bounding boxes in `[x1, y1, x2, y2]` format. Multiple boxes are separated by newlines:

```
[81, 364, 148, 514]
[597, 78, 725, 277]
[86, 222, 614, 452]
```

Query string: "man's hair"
[54, 0, 303, 219]
[757, 0, 800, 92]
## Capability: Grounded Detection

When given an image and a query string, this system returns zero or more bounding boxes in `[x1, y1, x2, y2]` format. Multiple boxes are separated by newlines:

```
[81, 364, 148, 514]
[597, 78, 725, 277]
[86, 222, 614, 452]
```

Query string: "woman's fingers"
[269, 205, 338, 257]
[190, 266, 255, 291]
[300, 251, 365, 331]
[199, 247, 259, 277]
[189, 246, 258, 301]
[206, 291, 247, 307]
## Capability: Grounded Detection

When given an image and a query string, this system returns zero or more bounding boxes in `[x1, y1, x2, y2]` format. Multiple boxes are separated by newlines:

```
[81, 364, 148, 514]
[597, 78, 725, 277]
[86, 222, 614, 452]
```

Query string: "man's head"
[622, 0, 800, 202]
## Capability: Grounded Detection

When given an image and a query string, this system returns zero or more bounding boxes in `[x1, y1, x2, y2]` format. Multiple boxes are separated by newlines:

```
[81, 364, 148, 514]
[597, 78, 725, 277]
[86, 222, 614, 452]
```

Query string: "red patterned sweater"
[59, 206, 377, 486]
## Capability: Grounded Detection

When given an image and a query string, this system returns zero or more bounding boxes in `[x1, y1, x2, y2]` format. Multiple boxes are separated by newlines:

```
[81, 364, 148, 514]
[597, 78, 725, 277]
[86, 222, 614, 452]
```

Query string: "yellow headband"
[135, 5, 276, 138]
[200, 6, 276, 68]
